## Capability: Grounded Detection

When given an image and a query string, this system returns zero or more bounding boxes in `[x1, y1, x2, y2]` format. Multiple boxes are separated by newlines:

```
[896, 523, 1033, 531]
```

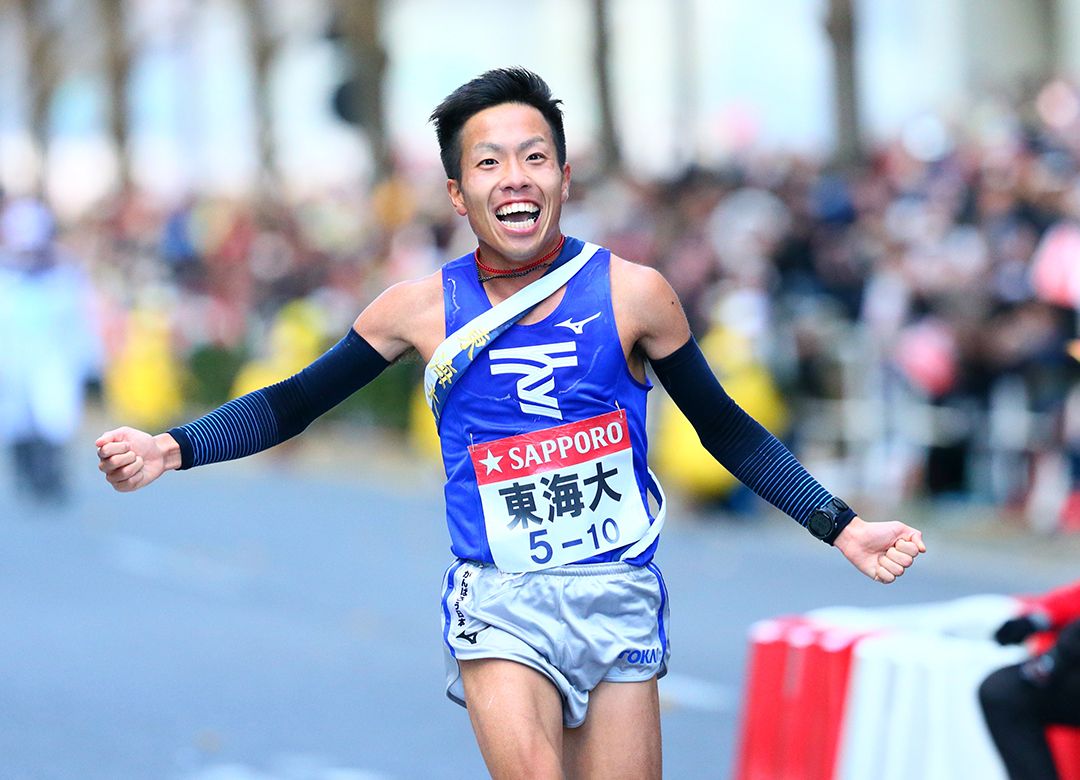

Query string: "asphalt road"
[2, 425, 1076, 779]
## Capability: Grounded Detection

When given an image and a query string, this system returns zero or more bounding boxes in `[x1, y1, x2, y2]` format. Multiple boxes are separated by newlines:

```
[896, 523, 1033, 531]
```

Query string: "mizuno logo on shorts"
[489, 342, 578, 419]
[456, 627, 488, 645]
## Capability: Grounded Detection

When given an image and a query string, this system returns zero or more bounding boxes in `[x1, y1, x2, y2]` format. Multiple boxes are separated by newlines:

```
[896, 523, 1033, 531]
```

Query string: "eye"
[478, 158, 498, 168]
[527, 152, 546, 162]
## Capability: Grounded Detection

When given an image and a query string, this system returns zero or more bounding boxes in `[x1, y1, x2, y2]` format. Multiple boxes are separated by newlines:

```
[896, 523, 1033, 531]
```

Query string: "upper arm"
[352, 270, 445, 363]
[610, 256, 692, 363]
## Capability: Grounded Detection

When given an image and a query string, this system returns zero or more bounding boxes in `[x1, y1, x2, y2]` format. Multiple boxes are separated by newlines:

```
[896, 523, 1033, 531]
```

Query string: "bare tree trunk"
[672, 0, 697, 170]
[101, 0, 132, 192]
[17, 0, 62, 191]
[242, 0, 278, 186]
[1038, 0, 1058, 79]
[334, 0, 390, 182]
[826, 0, 862, 168]
[590, 0, 622, 176]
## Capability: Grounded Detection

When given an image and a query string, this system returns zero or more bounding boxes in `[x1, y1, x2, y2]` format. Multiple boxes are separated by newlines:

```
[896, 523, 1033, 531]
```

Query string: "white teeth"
[496, 202, 540, 217]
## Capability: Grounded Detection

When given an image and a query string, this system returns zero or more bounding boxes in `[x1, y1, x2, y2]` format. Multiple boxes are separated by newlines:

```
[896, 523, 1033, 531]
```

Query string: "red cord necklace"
[475, 235, 565, 283]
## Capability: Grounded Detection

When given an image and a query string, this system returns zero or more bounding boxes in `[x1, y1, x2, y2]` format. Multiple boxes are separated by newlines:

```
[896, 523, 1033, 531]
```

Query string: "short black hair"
[429, 67, 566, 180]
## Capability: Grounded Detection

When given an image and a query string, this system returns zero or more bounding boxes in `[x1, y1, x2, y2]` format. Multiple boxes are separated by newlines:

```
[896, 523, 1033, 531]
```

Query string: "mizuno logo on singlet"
[489, 342, 578, 419]
[554, 312, 600, 335]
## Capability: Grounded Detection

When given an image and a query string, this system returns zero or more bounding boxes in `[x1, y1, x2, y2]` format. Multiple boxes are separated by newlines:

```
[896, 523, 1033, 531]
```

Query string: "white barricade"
[733, 595, 1080, 780]
[836, 632, 1025, 780]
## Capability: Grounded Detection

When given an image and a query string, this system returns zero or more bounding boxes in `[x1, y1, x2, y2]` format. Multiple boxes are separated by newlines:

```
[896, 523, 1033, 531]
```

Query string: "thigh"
[1045, 668, 1080, 726]
[458, 657, 566, 780]
[563, 677, 662, 780]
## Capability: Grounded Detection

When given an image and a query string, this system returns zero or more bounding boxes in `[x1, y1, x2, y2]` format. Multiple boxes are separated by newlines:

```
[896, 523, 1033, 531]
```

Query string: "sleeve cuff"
[167, 426, 194, 470]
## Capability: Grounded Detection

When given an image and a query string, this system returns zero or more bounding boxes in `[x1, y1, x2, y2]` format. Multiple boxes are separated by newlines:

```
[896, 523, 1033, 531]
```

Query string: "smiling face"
[447, 102, 571, 270]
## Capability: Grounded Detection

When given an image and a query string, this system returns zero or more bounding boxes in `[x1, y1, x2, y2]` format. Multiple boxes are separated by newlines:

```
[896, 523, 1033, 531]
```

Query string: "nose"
[499, 157, 531, 191]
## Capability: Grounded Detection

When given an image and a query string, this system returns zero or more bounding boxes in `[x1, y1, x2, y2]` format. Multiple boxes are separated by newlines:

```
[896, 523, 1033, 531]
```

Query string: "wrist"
[153, 432, 182, 471]
[833, 515, 866, 556]
[807, 497, 857, 545]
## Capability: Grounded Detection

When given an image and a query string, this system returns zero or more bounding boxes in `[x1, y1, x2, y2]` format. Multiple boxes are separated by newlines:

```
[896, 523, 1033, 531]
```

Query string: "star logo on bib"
[479, 449, 503, 475]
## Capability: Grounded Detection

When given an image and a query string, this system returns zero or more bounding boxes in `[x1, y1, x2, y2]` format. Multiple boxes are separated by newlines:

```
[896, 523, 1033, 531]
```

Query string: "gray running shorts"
[440, 558, 670, 728]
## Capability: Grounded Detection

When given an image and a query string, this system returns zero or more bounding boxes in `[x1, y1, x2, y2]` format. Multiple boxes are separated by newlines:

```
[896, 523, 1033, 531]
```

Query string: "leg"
[13, 439, 33, 496]
[979, 664, 1059, 780]
[1043, 667, 1080, 727]
[30, 438, 66, 502]
[563, 678, 662, 780]
[458, 658, 565, 780]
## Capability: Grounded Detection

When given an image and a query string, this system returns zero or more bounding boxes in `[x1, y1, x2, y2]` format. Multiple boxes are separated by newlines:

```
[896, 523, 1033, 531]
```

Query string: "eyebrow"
[471, 136, 548, 155]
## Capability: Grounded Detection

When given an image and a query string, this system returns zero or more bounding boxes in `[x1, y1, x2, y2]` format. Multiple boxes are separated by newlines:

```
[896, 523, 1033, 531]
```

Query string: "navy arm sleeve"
[169, 329, 391, 469]
[649, 337, 846, 530]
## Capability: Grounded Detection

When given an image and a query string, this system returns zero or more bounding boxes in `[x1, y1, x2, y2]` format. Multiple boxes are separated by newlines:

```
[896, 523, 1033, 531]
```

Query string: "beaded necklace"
[475, 235, 565, 284]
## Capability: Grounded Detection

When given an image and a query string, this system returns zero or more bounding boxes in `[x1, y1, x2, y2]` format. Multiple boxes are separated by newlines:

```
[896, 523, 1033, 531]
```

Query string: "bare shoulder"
[609, 254, 690, 360]
[353, 269, 445, 362]
[610, 254, 673, 301]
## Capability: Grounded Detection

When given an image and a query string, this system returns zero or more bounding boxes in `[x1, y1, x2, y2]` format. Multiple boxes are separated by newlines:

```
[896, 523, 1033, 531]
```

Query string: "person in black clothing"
[980, 607, 1080, 779]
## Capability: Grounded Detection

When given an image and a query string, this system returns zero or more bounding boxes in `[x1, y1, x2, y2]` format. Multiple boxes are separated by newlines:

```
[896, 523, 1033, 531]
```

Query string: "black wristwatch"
[807, 497, 856, 545]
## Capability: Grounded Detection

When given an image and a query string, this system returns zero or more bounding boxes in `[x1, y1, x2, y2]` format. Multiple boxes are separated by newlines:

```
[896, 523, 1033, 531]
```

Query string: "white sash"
[423, 242, 601, 427]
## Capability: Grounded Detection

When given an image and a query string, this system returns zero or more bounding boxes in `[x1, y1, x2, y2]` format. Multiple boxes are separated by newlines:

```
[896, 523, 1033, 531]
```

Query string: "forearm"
[169, 386, 292, 468]
[650, 337, 844, 530]
[170, 329, 390, 469]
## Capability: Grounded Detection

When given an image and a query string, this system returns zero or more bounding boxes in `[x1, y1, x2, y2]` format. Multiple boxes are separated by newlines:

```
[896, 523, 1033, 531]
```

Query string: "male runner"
[97, 68, 926, 779]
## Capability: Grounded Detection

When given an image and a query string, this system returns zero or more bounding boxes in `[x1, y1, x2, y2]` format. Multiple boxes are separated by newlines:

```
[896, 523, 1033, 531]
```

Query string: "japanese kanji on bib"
[434, 237, 665, 571]
[469, 409, 652, 571]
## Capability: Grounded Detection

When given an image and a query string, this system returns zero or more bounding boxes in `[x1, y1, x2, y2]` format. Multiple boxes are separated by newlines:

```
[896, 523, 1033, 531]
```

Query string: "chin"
[494, 233, 540, 255]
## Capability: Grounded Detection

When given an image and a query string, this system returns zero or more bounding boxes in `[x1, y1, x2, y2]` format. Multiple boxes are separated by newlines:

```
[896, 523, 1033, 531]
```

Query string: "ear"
[446, 179, 468, 216]
[561, 162, 572, 203]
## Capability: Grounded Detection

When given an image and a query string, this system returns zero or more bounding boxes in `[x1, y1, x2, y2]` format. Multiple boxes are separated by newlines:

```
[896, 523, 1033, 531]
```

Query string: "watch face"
[809, 511, 833, 539]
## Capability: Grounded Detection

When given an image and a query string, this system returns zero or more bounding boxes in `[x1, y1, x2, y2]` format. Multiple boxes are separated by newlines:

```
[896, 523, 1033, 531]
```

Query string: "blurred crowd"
[2, 78, 1078, 526]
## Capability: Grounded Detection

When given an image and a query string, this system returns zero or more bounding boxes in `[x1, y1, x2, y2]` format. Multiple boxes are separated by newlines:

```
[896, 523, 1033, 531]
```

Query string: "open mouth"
[495, 202, 540, 231]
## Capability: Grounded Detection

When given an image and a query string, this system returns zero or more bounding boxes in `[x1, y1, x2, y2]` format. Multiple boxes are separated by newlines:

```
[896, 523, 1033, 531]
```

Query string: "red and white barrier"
[733, 596, 1080, 780]
[735, 617, 867, 780]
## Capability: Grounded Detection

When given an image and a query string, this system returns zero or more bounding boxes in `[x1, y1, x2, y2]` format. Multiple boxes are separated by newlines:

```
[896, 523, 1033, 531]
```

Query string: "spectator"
[0, 198, 103, 505]
[979, 579, 1080, 779]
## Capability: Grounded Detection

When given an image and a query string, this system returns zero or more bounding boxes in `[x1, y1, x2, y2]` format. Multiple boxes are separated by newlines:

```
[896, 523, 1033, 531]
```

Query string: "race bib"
[469, 409, 652, 572]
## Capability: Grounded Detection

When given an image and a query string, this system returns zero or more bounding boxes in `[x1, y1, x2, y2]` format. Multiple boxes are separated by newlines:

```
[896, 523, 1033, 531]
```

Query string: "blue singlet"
[437, 237, 660, 566]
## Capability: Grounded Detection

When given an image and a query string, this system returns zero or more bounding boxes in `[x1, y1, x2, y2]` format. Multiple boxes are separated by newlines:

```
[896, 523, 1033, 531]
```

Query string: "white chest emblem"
[489, 341, 578, 419]
[554, 312, 601, 335]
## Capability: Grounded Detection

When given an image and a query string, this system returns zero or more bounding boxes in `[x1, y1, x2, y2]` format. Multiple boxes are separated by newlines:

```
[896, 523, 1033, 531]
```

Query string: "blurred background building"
[0, 0, 1077, 529]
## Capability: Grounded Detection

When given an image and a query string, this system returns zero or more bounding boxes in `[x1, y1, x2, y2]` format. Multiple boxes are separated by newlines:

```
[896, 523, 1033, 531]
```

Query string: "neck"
[475, 234, 565, 284]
